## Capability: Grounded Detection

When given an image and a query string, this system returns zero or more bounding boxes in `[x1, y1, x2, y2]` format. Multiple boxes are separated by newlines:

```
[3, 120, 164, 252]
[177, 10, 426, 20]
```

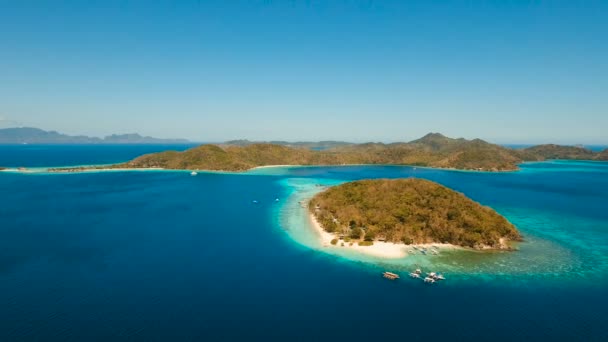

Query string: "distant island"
[309, 178, 522, 250]
[0, 127, 190, 144]
[45, 132, 608, 173]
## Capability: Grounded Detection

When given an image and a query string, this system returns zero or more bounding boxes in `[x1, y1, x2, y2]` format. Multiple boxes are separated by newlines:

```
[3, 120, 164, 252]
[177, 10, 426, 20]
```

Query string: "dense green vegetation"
[49, 133, 608, 173]
[309, 178, 522, 249]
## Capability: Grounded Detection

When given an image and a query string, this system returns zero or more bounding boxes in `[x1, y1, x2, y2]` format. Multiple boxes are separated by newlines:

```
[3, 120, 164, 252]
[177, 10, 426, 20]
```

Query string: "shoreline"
[3, 160, 606, 175]
[0, 167, 167, 174]
[50, 167, 166, 173]
[307, 211, 460, 259]
[252, 163, 521, 173]
[1, 163, 524, 175]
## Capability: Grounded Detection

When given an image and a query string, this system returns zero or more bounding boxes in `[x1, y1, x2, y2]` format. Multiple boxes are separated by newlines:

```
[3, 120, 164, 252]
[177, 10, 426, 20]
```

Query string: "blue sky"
[0, 1, 606, 143]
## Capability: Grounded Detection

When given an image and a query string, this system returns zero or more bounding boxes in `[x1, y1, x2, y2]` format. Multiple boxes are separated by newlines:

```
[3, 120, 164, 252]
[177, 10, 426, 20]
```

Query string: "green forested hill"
[596, 149, 608, 161]
[522, 144, 596, 160]
[117, 143, 338, 171]
[113, 136, 524, 171]
[309, 178, 522, 249]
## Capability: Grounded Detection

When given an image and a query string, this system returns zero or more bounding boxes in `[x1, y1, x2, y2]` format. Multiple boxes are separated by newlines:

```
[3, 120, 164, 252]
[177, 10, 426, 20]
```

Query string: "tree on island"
[310, 178, 522, 249]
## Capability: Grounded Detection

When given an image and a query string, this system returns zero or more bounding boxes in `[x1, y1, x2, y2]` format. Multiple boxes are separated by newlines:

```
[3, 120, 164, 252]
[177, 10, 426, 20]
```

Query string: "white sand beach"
[307, 211, 459, 259]
[308, 212, 407, 258]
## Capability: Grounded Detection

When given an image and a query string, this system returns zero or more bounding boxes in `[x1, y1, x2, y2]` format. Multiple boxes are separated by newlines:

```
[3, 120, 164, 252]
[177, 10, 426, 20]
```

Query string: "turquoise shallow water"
[0, 146, 607, 341]
[276, 163, 608, 286]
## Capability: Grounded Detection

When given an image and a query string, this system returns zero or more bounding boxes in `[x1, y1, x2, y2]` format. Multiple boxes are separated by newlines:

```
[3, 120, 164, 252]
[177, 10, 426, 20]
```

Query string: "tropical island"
[521, 144, 598, 160]
[308, 178, 522, 251]
[41, 132, 608, 173]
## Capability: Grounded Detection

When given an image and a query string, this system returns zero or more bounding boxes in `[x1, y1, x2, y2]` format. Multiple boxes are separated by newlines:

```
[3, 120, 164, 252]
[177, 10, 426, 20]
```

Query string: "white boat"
[424, 277, 435, 283]
[190, 171, 198, 176]
[415, 268, 422, 274]
[409, 272, 421, 278]
[436, 274, 445, 280]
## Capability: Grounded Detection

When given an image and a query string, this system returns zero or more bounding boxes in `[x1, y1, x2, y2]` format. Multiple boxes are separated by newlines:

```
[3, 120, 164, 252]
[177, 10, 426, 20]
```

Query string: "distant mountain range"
[0, 127, 190, 144]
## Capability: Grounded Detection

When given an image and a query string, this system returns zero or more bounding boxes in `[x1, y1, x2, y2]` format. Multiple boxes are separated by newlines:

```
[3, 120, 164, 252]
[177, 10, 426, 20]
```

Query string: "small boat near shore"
[409, 268, 445, 283]
[190, 171, 198, 176]
[382, 272, 400, 280]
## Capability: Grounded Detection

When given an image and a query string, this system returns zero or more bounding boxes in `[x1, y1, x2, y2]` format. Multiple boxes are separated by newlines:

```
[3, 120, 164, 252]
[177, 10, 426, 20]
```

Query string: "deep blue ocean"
[1, 145, 607, 341]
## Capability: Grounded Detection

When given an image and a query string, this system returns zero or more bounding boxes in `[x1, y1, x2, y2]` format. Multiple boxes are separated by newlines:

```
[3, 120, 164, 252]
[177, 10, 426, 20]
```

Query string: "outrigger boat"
[382, 272, 400, 280]
[408, 268, 446, 283]
[426, 272, 446, 281]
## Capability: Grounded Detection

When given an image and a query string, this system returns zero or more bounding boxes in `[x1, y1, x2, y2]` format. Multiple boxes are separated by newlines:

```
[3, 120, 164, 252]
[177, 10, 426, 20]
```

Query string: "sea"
[1, 144, 607, 341]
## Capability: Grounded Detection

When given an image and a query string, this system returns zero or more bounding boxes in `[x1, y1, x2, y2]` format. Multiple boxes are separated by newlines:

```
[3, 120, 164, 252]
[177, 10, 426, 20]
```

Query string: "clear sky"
[0, 1, 606, 144]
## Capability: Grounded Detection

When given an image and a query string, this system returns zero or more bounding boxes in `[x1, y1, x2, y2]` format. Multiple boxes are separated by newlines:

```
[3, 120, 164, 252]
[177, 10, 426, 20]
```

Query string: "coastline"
[50, 167, 166, 173]
[2, 162, 526, 175]
[307, 210, 460, 259]
[252, 163, 522, 173]
[0, 167, 167, 174]
[4, 160, 606, 175]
